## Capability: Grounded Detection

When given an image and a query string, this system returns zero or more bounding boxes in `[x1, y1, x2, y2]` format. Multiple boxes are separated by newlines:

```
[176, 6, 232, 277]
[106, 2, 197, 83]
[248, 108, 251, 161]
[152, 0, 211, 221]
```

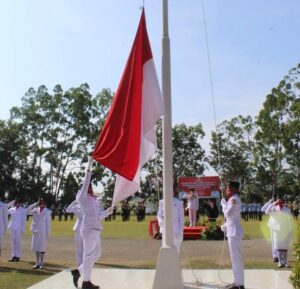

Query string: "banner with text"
[178, 176, 220, 198]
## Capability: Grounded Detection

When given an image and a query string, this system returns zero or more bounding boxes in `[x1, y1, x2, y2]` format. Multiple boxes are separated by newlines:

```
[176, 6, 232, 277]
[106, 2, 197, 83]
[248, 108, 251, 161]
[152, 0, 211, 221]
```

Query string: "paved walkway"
[28, 268, 293, 289]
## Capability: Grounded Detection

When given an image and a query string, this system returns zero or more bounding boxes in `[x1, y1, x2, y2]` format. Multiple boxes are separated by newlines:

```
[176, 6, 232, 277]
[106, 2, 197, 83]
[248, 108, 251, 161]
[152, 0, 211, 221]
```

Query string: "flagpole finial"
[140, 0, 145, 9]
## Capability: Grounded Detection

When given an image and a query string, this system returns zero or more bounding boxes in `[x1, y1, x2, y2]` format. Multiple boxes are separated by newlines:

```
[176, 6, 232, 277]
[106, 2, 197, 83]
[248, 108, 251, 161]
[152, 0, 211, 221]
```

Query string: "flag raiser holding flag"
[93, 9, 163, 206]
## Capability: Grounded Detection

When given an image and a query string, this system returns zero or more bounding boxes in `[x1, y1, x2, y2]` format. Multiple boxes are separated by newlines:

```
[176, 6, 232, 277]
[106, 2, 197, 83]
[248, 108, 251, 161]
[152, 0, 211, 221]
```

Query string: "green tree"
[209, 115, 263, 201]
[143, 121, 206, 200]
[60, 172, 79, 205]
[256, 64, 300, 198]
[0, 120, 26, 199]
[9, 85, 114, 200]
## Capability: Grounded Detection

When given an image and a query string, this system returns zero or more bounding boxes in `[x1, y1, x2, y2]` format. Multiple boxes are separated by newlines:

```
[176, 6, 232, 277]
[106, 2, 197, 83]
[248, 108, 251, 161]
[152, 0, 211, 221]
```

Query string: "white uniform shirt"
[157, 198, 184, 237]
[76, 171, 111, 233]
[221, 194, 244, 238]
[66, 201, 82, 232]
[264, 202, 292, 249]
[8, 206, 27, 232]
[30, 207, 51, 236]
[0, 201, 8, 235]
[184, 192, 199, 210]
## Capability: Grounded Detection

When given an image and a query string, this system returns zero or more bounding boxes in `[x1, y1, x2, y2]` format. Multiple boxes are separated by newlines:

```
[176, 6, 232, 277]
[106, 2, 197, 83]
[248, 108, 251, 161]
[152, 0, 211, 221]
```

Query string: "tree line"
[0, 64, 299, 205]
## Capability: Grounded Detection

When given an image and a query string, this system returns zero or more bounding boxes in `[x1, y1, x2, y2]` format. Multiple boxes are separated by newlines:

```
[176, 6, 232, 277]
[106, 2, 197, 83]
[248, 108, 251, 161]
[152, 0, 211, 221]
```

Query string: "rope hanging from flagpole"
[200, 0, 224, 197]
[200, 1, 231, 286]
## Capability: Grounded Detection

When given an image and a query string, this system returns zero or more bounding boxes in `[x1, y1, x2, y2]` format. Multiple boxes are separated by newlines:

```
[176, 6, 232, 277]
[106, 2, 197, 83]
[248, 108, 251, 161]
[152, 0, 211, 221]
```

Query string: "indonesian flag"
[93, 9, 163, 205]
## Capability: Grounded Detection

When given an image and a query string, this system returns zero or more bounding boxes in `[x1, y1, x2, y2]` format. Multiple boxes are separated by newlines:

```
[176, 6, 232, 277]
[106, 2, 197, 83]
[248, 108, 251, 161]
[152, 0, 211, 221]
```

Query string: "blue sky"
[1, 0, 299, 156]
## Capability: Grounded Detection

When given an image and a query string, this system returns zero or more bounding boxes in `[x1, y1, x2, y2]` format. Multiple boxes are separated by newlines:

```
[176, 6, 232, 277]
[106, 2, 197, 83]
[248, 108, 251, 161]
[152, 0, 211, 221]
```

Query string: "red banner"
[178, 176, 220, 198]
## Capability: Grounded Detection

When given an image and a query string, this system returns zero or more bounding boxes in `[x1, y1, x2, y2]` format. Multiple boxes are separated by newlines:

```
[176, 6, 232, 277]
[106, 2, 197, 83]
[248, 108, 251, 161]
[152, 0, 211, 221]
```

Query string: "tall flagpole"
[152, 1, 184, 288]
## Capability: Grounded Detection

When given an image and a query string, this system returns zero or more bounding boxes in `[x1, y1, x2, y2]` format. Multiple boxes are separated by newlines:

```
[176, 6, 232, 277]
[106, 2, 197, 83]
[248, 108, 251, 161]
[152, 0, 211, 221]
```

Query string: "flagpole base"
[152, 245, 184, 289]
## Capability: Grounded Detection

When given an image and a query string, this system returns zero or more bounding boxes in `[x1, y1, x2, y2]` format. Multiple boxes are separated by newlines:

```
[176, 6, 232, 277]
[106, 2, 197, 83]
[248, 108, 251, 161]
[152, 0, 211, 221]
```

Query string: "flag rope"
[201, 0, 224, 197]
[200, 1, 230, 286]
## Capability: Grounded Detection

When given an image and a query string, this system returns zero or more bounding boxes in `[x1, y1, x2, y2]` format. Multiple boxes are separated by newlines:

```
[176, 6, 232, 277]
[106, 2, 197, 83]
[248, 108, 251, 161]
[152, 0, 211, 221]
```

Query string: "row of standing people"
[242, 201, 299, 221]
[0, 156, 112, 289]
[0, 198, 51, 269]
[241, 203, 263, 221]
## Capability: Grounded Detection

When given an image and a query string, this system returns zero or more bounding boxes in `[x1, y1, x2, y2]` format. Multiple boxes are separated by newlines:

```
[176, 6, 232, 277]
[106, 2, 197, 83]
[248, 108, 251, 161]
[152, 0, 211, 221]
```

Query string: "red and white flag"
[93, 9, 163, 205]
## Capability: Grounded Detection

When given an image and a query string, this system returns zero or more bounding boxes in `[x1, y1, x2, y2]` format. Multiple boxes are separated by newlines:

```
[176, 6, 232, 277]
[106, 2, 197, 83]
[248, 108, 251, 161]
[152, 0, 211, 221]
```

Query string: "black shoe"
[8, 257, 16, 262]
[32, 264, 39, 269]
[273, 257, 279, 262]
[82, 281, 99, 289]
[14, 257, 20, 262]
[71, 269, 80, 288]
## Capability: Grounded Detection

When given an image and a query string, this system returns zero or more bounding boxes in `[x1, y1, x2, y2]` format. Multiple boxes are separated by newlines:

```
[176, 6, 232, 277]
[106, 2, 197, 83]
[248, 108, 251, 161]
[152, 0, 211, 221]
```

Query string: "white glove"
[87, 156, 93, 171]
[221, 224, 227, 232]
[221, 198, 227, 207]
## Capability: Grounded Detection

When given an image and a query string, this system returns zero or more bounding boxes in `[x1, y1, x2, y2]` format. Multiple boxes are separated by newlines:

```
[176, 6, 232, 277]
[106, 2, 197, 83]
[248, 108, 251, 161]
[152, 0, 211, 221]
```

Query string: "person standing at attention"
[264, 197, 293, 268]
[221, 181, 245, 289]
[8, 199, 36, 262]
[29, 198, 52, 269]
[261, 197, 278, 262]
[183, 189, 199, 227]
[157, 192, 184, 253]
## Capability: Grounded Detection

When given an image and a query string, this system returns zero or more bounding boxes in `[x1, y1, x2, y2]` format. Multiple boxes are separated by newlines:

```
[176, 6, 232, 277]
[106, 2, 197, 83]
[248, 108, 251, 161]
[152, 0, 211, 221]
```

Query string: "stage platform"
[27, 268, 293, 289]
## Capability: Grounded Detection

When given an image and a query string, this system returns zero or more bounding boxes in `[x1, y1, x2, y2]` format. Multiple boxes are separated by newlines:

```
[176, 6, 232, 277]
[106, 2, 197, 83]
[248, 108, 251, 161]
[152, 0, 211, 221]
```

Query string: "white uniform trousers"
[75, 230, 84, 267]
[228, 236, 244, 286]
[162, 233, 182, 254]
[79, 230, 101, 281]
[189, 209, 197, 227]
[10, 229, 22, 258]
[174, 235, 183, 254]
[271, 230, 277, 258]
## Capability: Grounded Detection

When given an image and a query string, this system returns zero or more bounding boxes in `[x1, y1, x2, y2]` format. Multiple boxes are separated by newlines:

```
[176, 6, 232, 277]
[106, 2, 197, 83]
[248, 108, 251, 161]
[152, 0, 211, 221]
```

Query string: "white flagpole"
[152, 1, 184, 288]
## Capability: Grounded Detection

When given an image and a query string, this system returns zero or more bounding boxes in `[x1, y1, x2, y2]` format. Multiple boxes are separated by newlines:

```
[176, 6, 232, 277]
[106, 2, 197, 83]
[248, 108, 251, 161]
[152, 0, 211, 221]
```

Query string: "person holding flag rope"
[221, 181, 245, 289]
[71, 156, 112, 289]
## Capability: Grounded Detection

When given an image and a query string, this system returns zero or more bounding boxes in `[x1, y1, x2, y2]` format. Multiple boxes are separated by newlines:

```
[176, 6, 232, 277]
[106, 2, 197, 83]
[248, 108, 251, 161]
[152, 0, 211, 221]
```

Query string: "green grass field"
[24, 214, 298, 239]
[1, 215, 299, 289]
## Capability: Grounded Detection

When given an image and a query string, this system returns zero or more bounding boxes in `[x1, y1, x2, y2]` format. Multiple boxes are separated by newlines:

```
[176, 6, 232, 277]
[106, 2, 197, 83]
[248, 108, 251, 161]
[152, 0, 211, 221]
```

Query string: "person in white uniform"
[157, 193, 184, 253]
[0, 199, 8, 256]
[71, 157, 112, 289]
[66, 199, 83, 267]
[29, 198, 52, 269]
[221, 181, 245, 289]
[8, 199, 36, 262]
[264, 197, 292, 267]
[261, 198, 278, 262]
[183, 189, 199, 227]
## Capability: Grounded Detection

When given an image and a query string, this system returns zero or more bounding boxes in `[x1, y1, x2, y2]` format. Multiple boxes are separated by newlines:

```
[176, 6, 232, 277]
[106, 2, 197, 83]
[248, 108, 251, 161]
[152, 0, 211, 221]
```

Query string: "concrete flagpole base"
[152, 245, 184, 289]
